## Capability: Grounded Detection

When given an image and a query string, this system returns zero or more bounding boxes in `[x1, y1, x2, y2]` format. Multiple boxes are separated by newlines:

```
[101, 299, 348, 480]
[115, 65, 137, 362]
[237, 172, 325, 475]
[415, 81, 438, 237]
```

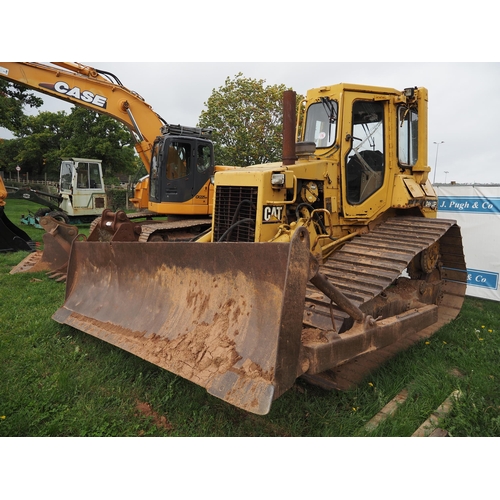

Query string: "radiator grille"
[214, 186, 258, 242]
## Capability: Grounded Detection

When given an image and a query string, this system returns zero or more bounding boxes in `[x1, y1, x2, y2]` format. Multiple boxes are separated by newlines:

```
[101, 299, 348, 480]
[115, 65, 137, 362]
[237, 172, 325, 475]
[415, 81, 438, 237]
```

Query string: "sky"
[2, 62, 499, 185]
[1, 2, 499, 188]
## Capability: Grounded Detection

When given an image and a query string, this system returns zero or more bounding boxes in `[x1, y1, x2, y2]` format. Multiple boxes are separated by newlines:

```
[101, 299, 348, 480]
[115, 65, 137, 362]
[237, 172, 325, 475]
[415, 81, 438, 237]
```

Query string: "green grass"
[1, 199, 499, 436]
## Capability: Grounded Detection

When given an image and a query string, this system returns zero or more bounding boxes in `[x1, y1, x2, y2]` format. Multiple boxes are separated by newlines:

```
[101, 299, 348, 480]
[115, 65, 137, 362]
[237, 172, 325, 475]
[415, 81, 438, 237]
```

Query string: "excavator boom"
[0, 62, 163, 172]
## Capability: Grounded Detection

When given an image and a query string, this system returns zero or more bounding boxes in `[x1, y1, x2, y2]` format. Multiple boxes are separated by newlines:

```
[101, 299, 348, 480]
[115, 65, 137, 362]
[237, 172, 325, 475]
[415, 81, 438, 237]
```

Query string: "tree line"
[0, 80, 141, 184]
[0, 74, 303, 183]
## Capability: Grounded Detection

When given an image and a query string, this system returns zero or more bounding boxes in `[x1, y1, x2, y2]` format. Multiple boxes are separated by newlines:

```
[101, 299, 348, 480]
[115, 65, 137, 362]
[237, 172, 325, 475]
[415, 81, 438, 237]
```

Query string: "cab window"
[77, 163, 90, 188]
[304, 98, 338, 148]
[166, 142, 191, 179]
[398, 106, 418, 166]
[60, 161, 73, 191]
[150, 141, 161, 200]
[197, 144, 212, 173]
[88, 163, 102, 189]
[345, 101, 385, 205]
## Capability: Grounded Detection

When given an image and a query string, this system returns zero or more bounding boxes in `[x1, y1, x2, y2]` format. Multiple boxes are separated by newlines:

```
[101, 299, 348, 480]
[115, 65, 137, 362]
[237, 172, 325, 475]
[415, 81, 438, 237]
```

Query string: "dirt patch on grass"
[449, 368, 465, 378]
[136, 401, 173, 432]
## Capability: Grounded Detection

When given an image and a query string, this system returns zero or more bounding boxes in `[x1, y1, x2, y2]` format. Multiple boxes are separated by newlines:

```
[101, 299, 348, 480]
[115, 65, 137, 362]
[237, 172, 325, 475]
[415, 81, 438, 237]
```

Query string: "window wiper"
[320, 97, 337, 123]
[320, 97, 337, 142]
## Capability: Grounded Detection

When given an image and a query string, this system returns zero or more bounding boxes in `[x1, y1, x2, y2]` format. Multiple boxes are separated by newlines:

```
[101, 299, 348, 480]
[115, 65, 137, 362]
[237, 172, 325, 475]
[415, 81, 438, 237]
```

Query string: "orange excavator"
[1, 62, 217, 275]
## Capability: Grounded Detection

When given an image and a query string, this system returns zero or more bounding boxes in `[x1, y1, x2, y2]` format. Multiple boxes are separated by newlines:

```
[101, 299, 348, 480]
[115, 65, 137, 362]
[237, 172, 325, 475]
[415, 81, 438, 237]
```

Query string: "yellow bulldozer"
[52, 83, 466, 415]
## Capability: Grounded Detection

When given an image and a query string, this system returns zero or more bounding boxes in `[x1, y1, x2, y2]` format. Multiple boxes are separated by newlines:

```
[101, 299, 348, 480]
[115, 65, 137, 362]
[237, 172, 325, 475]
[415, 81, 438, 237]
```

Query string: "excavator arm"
[0, 62, 166, 173]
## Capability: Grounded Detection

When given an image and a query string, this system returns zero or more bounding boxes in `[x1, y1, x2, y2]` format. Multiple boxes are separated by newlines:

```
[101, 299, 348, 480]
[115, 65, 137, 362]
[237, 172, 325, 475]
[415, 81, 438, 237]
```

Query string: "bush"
[106, 188, 130, 211]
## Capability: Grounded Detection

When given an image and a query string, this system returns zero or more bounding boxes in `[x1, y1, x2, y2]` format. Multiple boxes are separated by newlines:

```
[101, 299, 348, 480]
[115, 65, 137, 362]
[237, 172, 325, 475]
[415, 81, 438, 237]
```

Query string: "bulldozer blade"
[10, 216, 79, 276]
[53, 227, 312, 415]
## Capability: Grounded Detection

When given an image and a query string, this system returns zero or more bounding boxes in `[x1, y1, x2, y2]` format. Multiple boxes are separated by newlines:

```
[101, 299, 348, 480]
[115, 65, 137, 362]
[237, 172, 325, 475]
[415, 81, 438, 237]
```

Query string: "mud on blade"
[53, 228, 311, 415]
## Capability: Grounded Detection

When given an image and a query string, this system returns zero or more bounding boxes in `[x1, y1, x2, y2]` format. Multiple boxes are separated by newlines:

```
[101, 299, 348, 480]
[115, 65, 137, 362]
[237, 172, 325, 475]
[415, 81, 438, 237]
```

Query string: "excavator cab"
[148, 126, 215, 215]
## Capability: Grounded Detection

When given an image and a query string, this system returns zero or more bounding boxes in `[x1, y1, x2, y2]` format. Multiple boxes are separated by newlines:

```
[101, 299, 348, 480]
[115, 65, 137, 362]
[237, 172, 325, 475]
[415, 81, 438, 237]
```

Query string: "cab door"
[163, 139, 194, 203]
[151, 137, 213, 205]
[341, 94, 390, 219]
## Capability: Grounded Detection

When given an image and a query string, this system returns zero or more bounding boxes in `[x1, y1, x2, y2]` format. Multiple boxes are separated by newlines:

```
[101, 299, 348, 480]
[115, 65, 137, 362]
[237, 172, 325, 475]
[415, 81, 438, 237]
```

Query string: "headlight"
[271, 173, 285, 188]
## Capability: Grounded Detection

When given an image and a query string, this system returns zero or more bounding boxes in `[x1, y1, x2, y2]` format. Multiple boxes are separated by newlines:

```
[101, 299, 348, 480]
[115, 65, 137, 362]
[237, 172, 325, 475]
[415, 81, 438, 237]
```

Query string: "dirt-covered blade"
[10, 216, 79, 276]
[53, 227, 312, 414]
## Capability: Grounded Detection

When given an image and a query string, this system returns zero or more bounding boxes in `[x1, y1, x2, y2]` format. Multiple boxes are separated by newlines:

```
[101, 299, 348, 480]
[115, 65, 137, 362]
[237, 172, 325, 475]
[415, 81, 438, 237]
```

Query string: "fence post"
[127, 175, 132, 210]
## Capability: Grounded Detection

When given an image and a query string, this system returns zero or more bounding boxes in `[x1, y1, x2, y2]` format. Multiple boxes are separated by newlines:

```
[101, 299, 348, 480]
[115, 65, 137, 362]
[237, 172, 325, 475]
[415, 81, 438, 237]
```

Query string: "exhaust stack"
[282, 90, 297, 166]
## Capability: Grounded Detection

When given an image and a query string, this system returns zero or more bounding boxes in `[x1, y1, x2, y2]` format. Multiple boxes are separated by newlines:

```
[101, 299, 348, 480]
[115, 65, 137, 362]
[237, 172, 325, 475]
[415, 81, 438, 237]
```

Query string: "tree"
[11, 111, 68, 177]
[0, 105, 140, 181]
[59, 107, 138, 182]
[197, 73, 303, 166]
[0, 138, 23, 177]
[0, 80, 43, 135]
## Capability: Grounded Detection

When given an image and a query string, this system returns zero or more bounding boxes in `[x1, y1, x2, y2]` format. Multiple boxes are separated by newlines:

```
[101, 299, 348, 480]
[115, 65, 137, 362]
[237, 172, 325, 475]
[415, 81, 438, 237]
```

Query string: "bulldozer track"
[302, 216, 466, 390]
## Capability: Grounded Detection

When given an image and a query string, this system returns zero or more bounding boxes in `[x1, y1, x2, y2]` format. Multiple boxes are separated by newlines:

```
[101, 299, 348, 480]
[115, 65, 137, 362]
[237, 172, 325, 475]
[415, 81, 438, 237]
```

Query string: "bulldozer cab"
[304, 87, 424, 220]
[149, 135, 214, 207]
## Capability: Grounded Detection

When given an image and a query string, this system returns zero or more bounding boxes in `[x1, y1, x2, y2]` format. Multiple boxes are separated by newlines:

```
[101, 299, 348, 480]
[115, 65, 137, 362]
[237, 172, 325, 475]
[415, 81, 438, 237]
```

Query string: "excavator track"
[88, 212, 211, 242]
[301, 216, 467, 390]
[137, 219, 211, 242]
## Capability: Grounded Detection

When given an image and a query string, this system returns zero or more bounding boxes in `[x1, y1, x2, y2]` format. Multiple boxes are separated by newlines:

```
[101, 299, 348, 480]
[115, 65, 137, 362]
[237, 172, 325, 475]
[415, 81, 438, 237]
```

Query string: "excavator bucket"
[0, 206, 36, 253]
[10, 216, 79, 279]
[53, 228, 312, 415]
